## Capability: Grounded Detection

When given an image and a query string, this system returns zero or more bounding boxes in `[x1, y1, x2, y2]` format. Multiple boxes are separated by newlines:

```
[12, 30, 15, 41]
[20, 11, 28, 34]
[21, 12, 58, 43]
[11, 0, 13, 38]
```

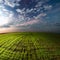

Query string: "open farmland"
[0, 32, 60, 60]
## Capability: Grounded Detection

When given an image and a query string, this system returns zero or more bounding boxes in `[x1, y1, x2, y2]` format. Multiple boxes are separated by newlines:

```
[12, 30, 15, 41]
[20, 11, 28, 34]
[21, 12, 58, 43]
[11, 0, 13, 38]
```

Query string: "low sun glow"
[0, 15, 8, 26]
[0, 8, 9, 26]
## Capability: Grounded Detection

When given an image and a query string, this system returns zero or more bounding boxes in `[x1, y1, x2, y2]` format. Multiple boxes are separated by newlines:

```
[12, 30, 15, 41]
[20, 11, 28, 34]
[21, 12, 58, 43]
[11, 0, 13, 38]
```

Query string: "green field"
[0, 32, 60, 60]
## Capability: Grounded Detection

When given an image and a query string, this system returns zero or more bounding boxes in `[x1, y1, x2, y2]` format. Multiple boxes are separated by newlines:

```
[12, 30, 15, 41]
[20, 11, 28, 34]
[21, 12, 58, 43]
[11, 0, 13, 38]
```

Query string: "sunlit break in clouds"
[0, 0, 60, 33]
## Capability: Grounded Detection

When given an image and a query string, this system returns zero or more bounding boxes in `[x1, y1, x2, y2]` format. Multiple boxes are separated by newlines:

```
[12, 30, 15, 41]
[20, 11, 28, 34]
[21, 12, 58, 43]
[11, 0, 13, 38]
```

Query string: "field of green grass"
[0, 32, 60, 60]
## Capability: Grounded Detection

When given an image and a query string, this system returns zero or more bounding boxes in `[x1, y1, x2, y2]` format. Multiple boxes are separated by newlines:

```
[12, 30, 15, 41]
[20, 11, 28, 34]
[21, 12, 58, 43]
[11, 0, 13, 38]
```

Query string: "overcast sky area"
[0, 0, 60, 33]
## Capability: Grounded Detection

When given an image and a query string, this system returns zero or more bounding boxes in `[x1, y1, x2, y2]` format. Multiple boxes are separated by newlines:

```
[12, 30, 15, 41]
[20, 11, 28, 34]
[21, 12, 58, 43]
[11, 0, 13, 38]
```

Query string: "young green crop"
[0, 32, 60, 60]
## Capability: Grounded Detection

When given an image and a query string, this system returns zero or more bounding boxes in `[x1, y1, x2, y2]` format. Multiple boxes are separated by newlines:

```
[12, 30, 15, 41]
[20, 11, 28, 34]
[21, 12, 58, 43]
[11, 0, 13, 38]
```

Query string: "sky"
[0, 0, 60, 33]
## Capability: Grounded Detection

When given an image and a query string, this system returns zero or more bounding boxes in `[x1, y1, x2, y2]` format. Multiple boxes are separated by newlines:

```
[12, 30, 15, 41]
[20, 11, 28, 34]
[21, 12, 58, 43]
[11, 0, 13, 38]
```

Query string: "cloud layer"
[0, 0, 60, 32]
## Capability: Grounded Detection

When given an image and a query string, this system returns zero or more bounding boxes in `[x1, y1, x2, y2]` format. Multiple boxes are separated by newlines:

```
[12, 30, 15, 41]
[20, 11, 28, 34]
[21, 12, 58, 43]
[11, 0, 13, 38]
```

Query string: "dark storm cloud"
[0, 25, 10, 28]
